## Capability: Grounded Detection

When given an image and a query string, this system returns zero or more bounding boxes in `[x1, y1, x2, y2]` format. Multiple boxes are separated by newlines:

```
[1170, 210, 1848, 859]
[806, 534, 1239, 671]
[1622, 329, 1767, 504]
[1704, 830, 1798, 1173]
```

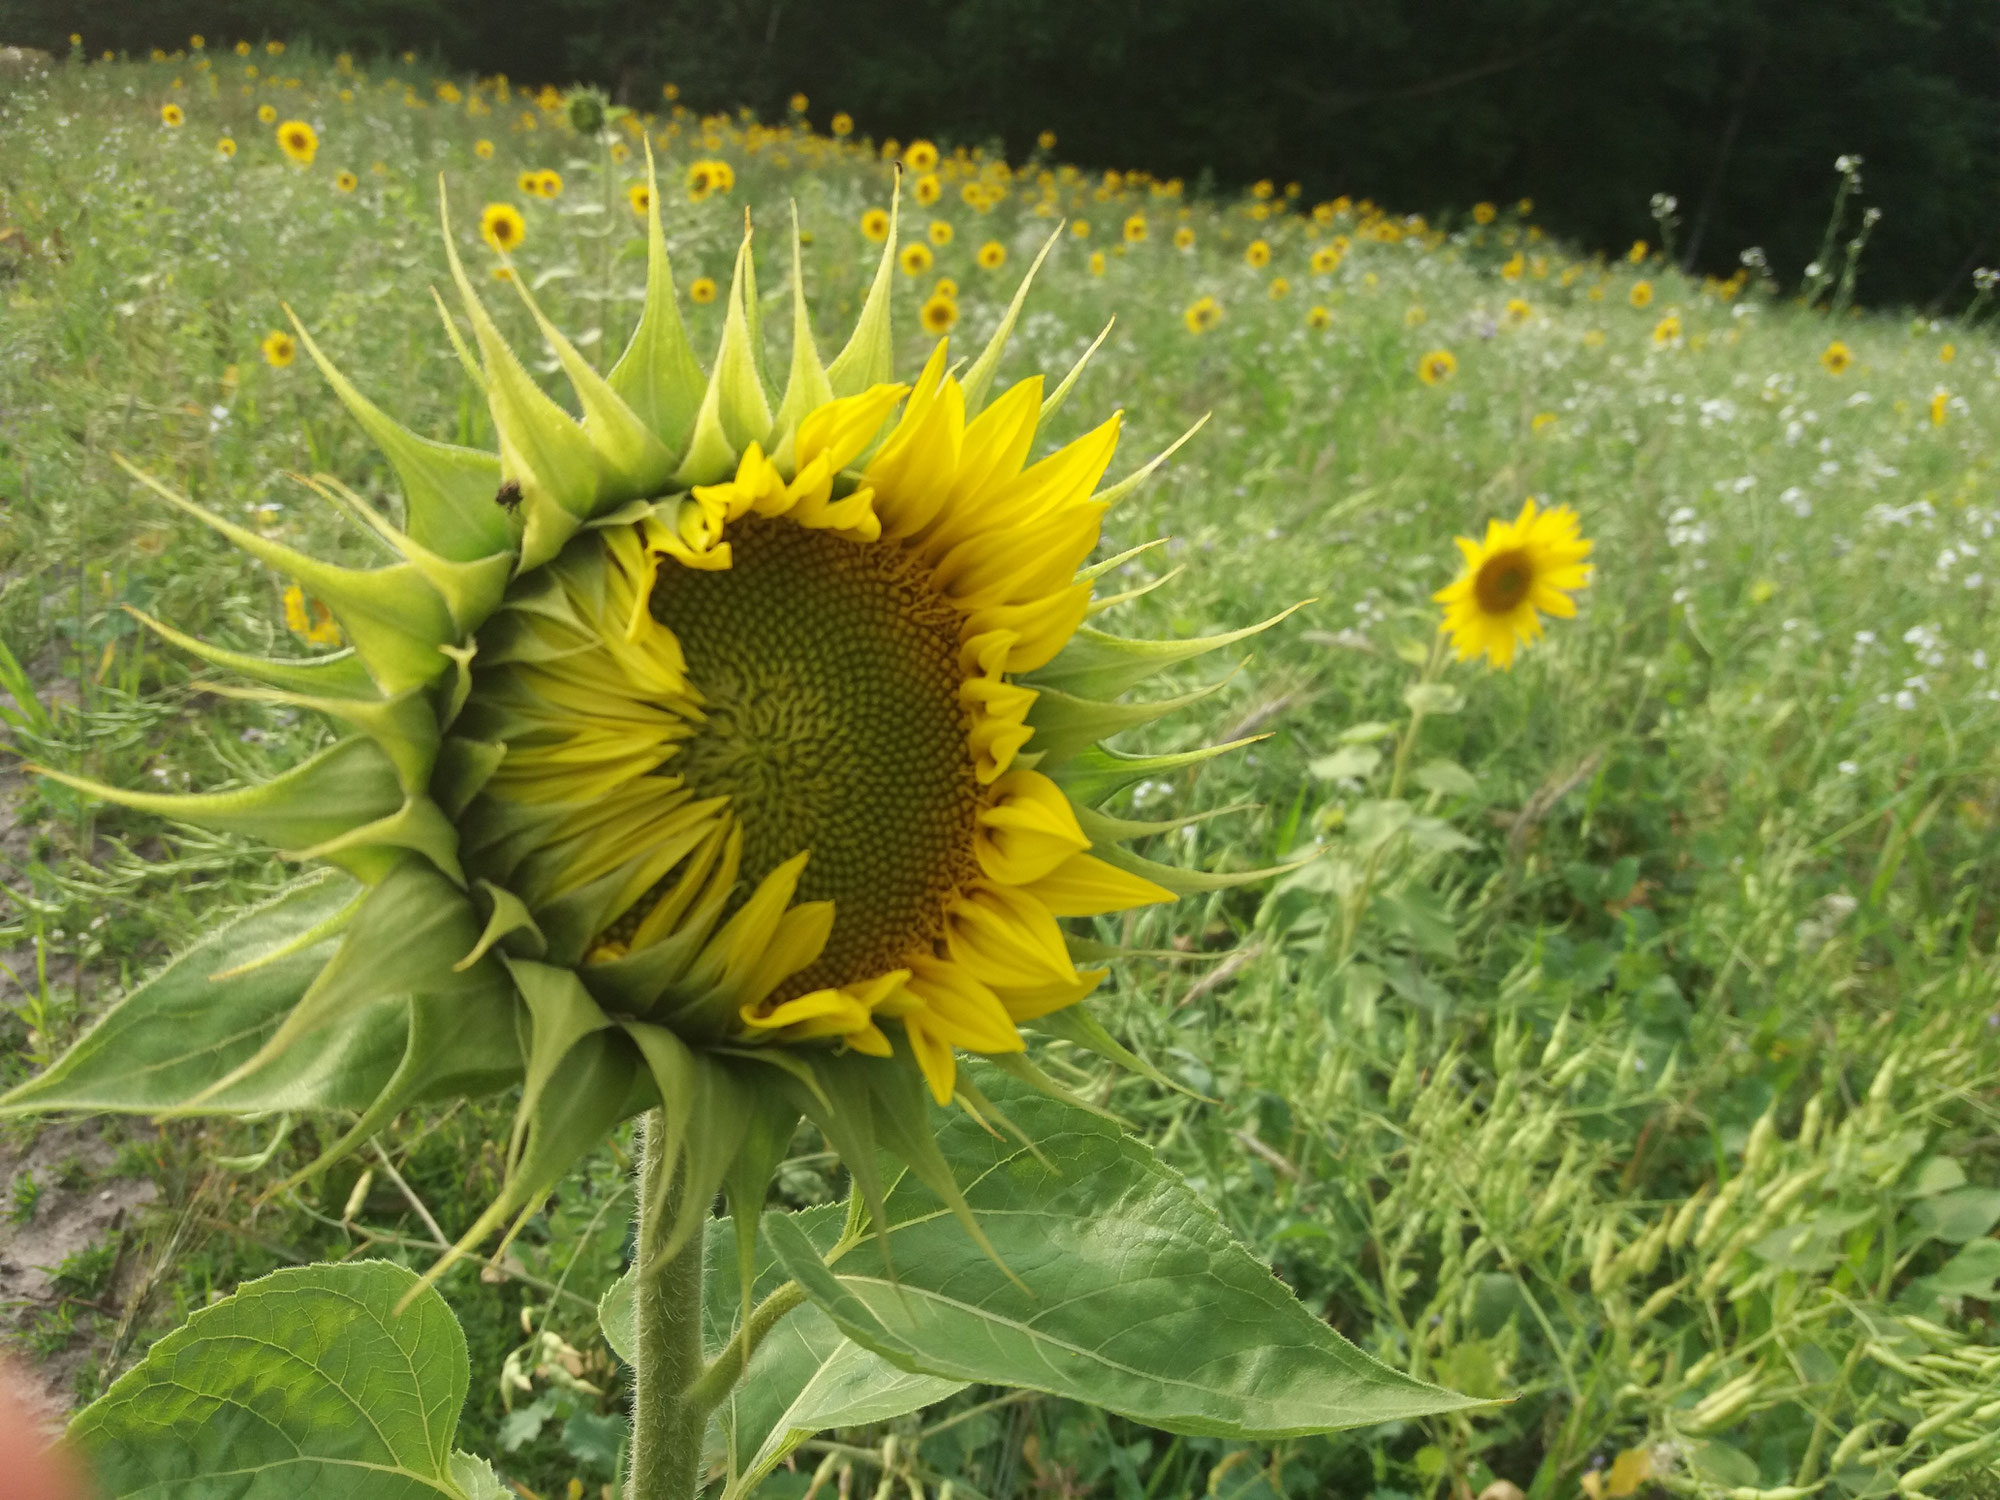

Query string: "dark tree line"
[7, 0, 1997, 307]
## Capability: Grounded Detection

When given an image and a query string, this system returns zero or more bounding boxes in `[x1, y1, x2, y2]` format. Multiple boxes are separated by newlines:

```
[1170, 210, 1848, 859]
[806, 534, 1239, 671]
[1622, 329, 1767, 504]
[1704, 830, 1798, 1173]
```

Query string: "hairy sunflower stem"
[628, 1109, 706, 1500]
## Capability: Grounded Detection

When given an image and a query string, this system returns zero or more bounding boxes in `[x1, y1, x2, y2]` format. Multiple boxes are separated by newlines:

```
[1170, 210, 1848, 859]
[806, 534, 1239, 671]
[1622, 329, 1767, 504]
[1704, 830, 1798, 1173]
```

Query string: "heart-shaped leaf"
[72, 1260, 485, 1498]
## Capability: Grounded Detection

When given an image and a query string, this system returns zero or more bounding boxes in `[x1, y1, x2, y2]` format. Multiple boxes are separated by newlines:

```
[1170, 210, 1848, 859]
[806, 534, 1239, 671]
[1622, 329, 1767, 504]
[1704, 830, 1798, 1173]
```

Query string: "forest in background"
[6, 0, 1998, 309]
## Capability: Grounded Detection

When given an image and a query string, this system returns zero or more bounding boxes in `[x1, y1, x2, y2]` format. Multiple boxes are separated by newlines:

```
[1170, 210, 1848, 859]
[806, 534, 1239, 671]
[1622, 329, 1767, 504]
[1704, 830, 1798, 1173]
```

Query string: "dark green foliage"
[10, 0, 1999, 306]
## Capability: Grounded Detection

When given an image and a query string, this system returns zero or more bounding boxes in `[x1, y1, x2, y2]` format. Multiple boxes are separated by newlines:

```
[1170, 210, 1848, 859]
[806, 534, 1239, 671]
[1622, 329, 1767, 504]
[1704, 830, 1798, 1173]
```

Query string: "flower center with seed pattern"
[653, 516, 983, 995]
[1474, 551, 1532, 612]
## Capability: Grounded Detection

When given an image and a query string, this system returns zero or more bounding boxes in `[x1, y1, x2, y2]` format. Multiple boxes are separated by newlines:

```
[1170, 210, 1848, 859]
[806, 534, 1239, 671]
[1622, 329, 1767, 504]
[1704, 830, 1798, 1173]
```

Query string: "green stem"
[685, 1279, 807, 1411]
[627, 1110, 707, 1500]
[1333, 631, 1450, 964]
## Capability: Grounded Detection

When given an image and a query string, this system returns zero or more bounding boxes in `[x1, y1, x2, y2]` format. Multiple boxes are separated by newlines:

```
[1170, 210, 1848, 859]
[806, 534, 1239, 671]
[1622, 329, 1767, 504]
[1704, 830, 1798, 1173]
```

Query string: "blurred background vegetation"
[6, 0, 1998, 310]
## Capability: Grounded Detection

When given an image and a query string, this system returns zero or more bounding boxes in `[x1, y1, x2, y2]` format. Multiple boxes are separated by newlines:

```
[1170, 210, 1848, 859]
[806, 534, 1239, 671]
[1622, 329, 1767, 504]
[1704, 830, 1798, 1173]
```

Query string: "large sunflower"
[17, 160, 1284, 1277]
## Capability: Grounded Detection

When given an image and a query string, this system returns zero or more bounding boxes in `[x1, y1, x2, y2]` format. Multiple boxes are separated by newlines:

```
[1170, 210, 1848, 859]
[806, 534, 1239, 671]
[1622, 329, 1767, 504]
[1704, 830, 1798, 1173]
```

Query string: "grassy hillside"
[2, 40, 1998, 1500]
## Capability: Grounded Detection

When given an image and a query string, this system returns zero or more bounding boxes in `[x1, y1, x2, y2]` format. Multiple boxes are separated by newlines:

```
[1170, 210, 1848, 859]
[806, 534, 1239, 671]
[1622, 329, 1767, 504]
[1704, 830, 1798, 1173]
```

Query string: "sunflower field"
[2, 37, 1999, 1500]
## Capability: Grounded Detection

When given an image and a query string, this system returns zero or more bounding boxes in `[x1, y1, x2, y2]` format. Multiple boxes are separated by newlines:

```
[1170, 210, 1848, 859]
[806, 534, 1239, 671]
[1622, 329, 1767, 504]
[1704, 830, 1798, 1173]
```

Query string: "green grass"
[3, 40, 1999, 1500]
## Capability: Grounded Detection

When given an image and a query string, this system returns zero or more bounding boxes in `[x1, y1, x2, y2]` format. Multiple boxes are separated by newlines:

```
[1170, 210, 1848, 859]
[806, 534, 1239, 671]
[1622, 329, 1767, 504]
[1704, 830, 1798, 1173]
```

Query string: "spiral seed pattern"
[654, 516, 982, 993]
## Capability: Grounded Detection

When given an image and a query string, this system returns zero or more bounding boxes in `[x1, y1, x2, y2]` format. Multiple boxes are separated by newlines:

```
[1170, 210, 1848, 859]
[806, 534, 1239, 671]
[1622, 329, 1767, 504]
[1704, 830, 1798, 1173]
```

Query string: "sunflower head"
[277, 118, 317, 164]
[16, 155, 1288, 1292]
[1434, 498, 1593, 668]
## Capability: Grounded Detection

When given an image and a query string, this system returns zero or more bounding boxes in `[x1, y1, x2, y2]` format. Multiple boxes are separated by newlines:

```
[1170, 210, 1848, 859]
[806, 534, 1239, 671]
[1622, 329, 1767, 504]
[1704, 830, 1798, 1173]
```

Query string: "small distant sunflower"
[1938, 342, 1956, 364]
[1309, 245, 1341, 274]
[1821, 340, 1853, 375]
[860, 208, 891, 242]
[1088, 251, 1106, 276]
[217, 137, 236, 157]
[480, 202, 526, 253]
[1306, 305, 1331, 330]
[1245, 239, 1271, 269]
[1500, 253, 1524, 282]
[1418, 349, 1458, 386]
[905, 138, 939, 172]
[686, 161, 716, 200]
[976, 240, 1006, 270]
[475, 138, 495, 159]
[899, 242, 934, 277]
[1070, 220, 1091, 239]
[518, 170, 541, 196]
[281, 584, 343, 647]
[536, 169, 564, 198]
[920, 293, 958, 335]
[1184, 295, 1223, 334]
[914, 174, 942, 207]
[160, 102, 185, 127]
[260, 329, 296, 367]
[1037, 128, 1057, 150]
[689, 275, 718, 304]
[933, 278, 958, 301]
[1434, 498, 1593, 668]
[830, 111, 854, 137]
[928, 220, 954, 247]
[1123, 214, 1147, 244]
[256, 103, 277, 124]
[1471, 202, 1497, 226]
[1628, 240, 1648, 264]
[1173, 226, 1196, 251]
[1651, 314, 1681, 346]
[1929, 390, 1949, 427]
[1268, 276, 1290, 300]
[1629, 280, 1654, 309]
[627, 183, 652, 216]
[334, 169, 358, 193]
[1405, 305, 1428, 328]
[276, 119, 317, 165]
[1503, 297, 1530, 325]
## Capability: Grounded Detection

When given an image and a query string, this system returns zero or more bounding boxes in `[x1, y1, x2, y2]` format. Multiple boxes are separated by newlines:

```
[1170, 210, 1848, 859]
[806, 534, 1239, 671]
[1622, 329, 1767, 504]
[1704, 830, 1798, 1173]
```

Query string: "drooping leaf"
[71, 1260, 478, 1499]
[767, 1065, 1483, 1439]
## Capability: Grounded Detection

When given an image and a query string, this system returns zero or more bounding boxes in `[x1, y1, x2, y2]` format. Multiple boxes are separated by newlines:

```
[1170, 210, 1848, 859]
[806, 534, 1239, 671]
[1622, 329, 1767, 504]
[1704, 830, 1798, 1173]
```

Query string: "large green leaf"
[72, 1260, 484, 1499]
[766, 1066, 1485, 1440]
[0, 872, 408, 1117]
[597, 1207, 964, 1499]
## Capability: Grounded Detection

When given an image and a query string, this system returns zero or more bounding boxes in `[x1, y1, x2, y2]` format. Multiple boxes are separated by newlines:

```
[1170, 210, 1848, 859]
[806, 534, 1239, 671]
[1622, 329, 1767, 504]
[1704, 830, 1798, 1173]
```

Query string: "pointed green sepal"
[1027, 1004, 1192, 1098]
[434, 736, 507, 818]
[767, 205, 836, 469]
[1025, 672, 1238, 768]
[1047, 736, 1267, 808]
[297, 471, 515, 635]
[118, 458, 458, 696]
[187, 863, 499, 1108]
[1031, 602, 1309, 699]
[284, 306, 513, 561]
[826, 175, 900, 397]
[1092, 414, 1210, 509]
[624, 1022, 754, 1268]
[713, 221, 776, 452]
[458, 879, 547, 969]
[32, 736, 402, 875]
[504, 270, 677, 499]
[503, 958, 618, 1174]
[438, 189, 604, 527]
[1076, 806, 1304, 894]
[0, 873, 394, 1119]
[608, 142, 711, 454]
[290, 792, 466, 886]
[198, 679, 439, 793]
[960, 224, 1062, 415]
[1041, 318, 1113, 424]
[125, 607, 380, 699]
